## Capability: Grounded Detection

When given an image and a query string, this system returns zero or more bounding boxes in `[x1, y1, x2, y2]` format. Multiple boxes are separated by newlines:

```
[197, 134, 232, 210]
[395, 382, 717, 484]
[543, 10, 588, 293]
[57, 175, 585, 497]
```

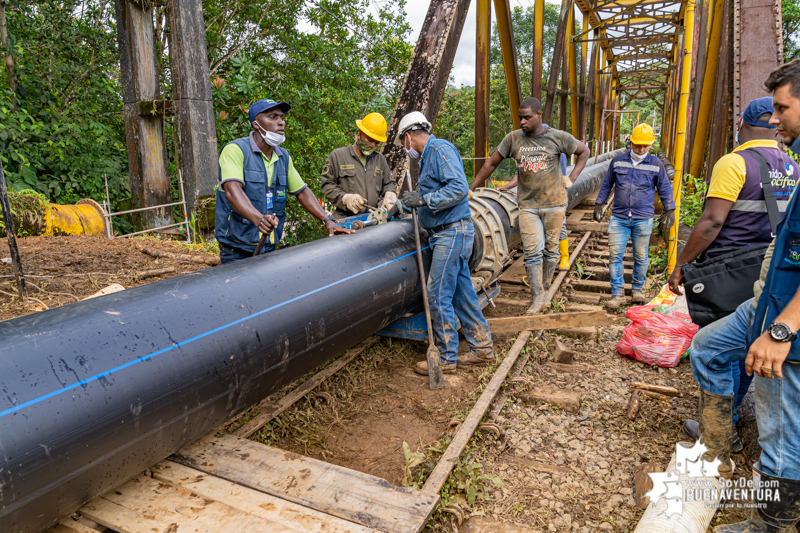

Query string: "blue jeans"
[608, 216, 652, 294]
[690, 298, 756, 424]
[520, 204, 567, 266]
[427, 220, 494, 365]
[755, 363, 800, 478]
[219, 243, 268, 264]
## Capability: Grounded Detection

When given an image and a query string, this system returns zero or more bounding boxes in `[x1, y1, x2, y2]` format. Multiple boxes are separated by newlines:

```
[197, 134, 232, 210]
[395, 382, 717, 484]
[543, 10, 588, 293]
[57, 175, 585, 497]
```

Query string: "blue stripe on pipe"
[0, 246, 429, 419]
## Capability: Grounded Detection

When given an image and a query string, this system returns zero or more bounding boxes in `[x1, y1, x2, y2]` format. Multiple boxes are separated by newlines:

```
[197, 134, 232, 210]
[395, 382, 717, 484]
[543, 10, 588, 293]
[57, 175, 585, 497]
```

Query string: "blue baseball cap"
[742, 97, 776, 128]
[248, 99, 291, 124]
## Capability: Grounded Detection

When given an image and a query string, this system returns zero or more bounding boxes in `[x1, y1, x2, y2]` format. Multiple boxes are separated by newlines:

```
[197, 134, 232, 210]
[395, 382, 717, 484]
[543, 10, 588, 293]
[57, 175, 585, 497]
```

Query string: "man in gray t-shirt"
[471, 97, 589, 315]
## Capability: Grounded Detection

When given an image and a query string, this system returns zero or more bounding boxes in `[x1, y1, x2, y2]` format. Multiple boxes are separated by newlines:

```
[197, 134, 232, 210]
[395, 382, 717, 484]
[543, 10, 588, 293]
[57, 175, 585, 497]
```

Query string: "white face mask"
[630, 150, 647, 163]
[404, 133, 420, 159]
[256, 122, 285, 146]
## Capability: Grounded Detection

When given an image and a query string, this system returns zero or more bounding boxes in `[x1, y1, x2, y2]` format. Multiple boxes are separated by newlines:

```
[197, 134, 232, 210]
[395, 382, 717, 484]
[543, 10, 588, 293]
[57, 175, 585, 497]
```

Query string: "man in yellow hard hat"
[593, 123, 675, 308]
[321, 112, 397, 219]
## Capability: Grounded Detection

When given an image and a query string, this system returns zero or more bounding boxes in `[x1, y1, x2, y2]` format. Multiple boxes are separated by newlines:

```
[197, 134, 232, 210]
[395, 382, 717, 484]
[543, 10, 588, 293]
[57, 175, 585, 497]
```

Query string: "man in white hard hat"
[387, 111, 494, 375]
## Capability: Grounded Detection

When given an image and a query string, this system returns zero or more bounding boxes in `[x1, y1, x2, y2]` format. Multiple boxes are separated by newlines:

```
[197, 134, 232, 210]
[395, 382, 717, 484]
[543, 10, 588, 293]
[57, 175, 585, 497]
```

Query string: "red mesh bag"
[616, 305, 699, 368]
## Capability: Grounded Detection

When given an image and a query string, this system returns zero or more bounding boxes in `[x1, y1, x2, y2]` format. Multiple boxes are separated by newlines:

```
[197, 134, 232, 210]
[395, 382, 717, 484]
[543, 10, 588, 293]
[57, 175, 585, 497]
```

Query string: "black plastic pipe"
[0, 220, 430, 533]
[566, 149, 625, 211]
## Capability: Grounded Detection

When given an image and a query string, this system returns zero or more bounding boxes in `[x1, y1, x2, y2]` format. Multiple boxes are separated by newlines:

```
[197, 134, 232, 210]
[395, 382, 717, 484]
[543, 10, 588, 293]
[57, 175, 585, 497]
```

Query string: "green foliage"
[0, 0, 128, 206]
[680, 173, 708, 228]
[784, 0, 800, 61]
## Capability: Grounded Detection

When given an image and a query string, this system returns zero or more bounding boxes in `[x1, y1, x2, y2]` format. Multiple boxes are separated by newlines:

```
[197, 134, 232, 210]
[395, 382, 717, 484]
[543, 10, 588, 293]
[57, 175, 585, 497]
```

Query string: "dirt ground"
[0, 234, 216, 321]
[2, 234, 761, 532]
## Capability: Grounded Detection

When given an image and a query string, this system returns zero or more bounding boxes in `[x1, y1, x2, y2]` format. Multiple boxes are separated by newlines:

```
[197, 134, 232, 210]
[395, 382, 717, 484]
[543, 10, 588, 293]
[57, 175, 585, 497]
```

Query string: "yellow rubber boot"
[558, 239, 570, 270]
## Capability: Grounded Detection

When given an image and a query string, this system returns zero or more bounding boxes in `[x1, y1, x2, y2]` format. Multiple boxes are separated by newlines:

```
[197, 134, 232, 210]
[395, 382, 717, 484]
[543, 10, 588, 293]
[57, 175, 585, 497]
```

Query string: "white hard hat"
[394, 111, 432, 145]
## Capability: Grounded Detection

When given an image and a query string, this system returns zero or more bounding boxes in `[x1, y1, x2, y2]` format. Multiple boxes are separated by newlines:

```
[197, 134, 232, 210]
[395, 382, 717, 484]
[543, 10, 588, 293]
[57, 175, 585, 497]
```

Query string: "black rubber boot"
[698, 390, 734, 479]
[542, 258, 559, 291]
[714, 462, 800, 532]
[525, 264, 546, 315]
[683, 418, 744, 453]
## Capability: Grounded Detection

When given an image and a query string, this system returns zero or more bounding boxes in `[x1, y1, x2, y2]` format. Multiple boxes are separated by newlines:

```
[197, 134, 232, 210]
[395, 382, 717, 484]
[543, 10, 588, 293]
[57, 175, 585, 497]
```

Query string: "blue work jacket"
[399, 135, 471, 230]
[748, 186, 800, 361]
[595, 151, 675, 219]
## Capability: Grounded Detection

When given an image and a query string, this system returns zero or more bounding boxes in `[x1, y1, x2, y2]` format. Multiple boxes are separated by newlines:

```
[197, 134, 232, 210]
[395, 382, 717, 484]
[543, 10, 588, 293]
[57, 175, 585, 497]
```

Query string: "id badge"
[787, 237, 800, 266]
[266, 191, 273, 210]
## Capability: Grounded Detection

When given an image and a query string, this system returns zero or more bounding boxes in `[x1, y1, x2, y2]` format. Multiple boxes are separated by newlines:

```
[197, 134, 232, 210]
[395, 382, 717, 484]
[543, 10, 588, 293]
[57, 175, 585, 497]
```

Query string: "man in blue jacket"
[594, 123, 675, 308]
[388, 111, 494, 375]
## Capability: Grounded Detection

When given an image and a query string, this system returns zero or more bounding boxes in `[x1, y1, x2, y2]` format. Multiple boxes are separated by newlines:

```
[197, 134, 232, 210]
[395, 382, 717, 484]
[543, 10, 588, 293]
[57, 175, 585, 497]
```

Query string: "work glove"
[402, 190, 427, 208]
[367, 207, 389, 225]
[382, 191, 398, 211]
[562, 175, 573, 189]
[659, 209, 676, 238]
[593, 204, 603, 222]
[342, 193, 367, 214]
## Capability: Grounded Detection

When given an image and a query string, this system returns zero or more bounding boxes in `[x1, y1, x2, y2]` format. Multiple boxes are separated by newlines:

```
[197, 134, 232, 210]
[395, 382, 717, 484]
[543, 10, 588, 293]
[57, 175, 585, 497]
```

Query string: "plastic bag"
[616, 305, 699, 367]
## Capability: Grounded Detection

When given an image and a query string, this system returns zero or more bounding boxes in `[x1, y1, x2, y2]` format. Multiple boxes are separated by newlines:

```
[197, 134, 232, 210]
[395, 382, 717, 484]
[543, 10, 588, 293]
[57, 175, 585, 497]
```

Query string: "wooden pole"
[0, 159, 25, 300]
[474, 0, 491, 177]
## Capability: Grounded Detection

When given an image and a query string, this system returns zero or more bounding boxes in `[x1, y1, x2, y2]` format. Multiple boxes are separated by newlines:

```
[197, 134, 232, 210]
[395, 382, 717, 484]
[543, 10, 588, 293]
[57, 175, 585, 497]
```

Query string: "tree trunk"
[0, 0, 18, 109]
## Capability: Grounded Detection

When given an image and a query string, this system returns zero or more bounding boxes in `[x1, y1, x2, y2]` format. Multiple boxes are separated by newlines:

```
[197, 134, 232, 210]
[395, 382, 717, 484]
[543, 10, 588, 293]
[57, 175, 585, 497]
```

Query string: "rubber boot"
[558, 239, 570, 270]
[698, 390, 734, 479]
[543, 257, 559, 291]
[683, 418, 743, 453]
[525, 264, 546, 315]
[715, 462, 800, 533]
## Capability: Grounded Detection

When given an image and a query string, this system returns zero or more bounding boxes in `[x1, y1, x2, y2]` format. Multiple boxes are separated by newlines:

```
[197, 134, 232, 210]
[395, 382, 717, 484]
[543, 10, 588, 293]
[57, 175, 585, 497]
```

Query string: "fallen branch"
[133, 243, 220, 266]
[638, 390, 672, 402]
[626, 390, 640, 420]
[136, 267, 176, 279]
[631, 381, 682, 397]
[27, 282, 80, 302]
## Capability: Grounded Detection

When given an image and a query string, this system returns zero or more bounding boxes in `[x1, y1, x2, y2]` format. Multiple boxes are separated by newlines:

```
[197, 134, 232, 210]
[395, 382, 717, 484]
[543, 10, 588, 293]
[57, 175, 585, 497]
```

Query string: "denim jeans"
[427, 220, 494, 365]
[755, 363, 800, 478]
[690, 298, 756, 424]
[219, 243, 268, 264]
[608, 216, 653, 294]
[519, 204, 567, 266]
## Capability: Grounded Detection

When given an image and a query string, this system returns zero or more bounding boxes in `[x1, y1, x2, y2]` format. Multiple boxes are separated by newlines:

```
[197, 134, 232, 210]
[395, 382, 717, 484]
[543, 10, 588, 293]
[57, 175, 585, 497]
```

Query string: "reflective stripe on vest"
[730, 199, 790, 213]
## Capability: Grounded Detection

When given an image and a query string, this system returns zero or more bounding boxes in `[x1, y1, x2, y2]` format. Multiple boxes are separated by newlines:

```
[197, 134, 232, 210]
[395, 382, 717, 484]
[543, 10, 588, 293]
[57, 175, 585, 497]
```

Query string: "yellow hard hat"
[356, 112, 388, 143]
[630, 123, 655, 145]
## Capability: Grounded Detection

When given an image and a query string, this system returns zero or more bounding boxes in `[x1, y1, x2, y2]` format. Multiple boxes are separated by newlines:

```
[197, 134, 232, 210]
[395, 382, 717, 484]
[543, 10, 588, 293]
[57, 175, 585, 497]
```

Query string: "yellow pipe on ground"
[667, 0, 696, 274]
[44, 199, 107, 237]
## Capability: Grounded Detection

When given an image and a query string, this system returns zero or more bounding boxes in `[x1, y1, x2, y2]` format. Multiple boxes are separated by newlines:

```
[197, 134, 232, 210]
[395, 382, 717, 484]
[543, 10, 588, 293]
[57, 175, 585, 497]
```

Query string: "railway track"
[45, 194, 646, 533]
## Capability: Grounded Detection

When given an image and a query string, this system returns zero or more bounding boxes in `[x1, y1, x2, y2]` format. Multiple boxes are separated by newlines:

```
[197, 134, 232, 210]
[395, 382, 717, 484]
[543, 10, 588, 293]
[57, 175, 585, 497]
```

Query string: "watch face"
[772, 324, 790, 340]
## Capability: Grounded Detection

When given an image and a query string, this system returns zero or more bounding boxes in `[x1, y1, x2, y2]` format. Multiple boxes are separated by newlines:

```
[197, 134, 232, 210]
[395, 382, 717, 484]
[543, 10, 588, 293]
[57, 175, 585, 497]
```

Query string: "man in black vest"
[668, 97, 799, 454]
[214, 99, 352, 264]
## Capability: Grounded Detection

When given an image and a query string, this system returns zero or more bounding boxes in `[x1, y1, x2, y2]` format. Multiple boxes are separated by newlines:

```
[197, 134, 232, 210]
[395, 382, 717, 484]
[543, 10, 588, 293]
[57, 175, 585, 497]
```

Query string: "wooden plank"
[171, 434, 438, 533]
[559, 327, 597, 339]
[566, 291, 603, 304]
[544, 361, 589, 374]
[45, 520, 105, 533]
[486, 311, 614, 335]
[501, 255, 528, 285]
[235, 336, 381, 438]
[552, 339, 574, 364]
[566, 221, 608, 233]
[493, 297, 527, 307]
[571, 279, 632, 294]
[520, 386, 581, 413]
[152, 461, 377, 533]
[79, 475, 291, 533]
[567, 210, 590, 223]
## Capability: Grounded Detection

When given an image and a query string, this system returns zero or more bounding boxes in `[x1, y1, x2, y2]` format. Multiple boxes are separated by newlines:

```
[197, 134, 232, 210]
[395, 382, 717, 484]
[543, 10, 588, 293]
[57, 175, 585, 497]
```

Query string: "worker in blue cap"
[214, 99, 353, 263]
[666, 96, 800, 484]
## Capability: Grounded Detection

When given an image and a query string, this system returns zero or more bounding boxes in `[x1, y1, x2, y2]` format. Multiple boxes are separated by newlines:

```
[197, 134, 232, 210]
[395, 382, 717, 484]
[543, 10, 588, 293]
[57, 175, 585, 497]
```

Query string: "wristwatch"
[768, 322, 798, 343]
[323, 215, 335, 225]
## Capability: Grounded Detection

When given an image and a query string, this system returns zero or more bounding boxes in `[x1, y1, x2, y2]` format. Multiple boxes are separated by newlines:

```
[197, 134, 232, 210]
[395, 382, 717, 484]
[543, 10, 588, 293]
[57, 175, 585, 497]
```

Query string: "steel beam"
[544, 0, 571, 124]
[475, 0, 491, 177]
[531, 0, 546, 99]
[579, 12, 588, 139]
[495, 0, 522, 129]
[668, 0, 695, 273]
[569, 7, 580, 134]
[384, 0, 471, 184]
